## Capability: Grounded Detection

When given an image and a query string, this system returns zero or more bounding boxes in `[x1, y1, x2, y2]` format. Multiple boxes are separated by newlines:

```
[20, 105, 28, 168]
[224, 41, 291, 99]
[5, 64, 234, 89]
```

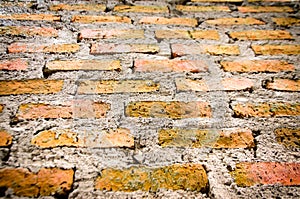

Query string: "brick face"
[0, 104, 3, 113]
[274, 128, 300, 148]
[8, 43, 80, 54]
[0, 26, 58, 37]
[90, 43, 159, 54]
[206, 18, 265, 25]
[71, 15, 131, 23]
[252, 45, 300, 55]
[272, 18, 300, 26]
[229, 30, 292, 40]
[176, 5, 230, 12]
[139, 17, 198, 27]
[155, 30, 219, 40]
[79, 29, 144, 40]
[0, 14, 60, 21]
[49, 4, 106, 11]
[0, 59, 28, 71]
[265, 79, 300, 91]
[113, 5, 168, 13]
[0, 130, 12, 147]
[238, 6, 293, 13]
[46, 60, 121, 71]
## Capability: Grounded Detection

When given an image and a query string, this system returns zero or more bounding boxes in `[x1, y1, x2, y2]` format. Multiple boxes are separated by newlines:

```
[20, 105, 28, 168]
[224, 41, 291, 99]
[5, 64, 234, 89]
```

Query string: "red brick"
[220, 60, 295, 73]
[176, 5, 230, 12]
[0, 26, 58, 37]
[238, 6, 293, 13]
[134, 60, 208, 73]
[231, 162, 300, 186]
[0, 14, 60, 21]
[90, 43, 159, 54]
[0, 130, 12, 147]
[229, 30, 292, 40]
[113, 5, 168, 13]
[155, 30, 190, 39]
[139, 17, 197, 27]
[49, 4, 106, 11]
[79, 29, 144, 40]
[265, 79, 300, 92]
[272, 18, 300, 26]
[125, 101, 211, 119]
[0, 59, 28, 71]
[71, 15, 131, 24]
[8, 43, 80, 54]
[252, 45, 300, 55]
[274, 128, 300, 148]
[206, 18, 265, 25]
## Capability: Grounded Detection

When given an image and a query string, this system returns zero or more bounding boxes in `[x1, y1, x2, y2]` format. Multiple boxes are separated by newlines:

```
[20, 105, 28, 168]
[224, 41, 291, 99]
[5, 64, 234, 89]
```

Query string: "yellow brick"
[46, 60, 121, 71]
[114, 5, 168, 13]
[139, 17, 197, 27]
[176, 5, 230, 12]
[50, 4, 106, 11]
[252, 45, 300, 55]
[230, 30, 292, 40]
[206, 18, 265, 25]
[0, 14, 60, 21]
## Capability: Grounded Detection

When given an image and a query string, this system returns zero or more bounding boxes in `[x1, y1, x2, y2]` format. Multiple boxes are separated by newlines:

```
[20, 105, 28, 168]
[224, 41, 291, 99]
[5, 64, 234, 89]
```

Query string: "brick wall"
[0, 0, 299, 198]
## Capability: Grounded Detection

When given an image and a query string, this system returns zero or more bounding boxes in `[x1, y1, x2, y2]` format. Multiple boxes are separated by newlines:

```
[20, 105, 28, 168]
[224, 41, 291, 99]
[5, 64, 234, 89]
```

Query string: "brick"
[265, 79, 300, 92]
[0, 59, 28, 71]
[49, 4, 106, 11]
[125, 101, 211, 119]
[0, 130, 12, 147]
[113, 5, 168, 13]
[176, 78, 253, 92]
[139, 17, 197, 27]
[90, 43, 159, 54]
[71, 15, 131, 24]
[15, 101, 110, 120]
[191, 30, 220, 40]
[249, 0, 294, 2]
[252, 45, 300, 55]
[155, 30, 190, 39]
[0, 26, 58, 37]
[192, 0, 242, 1]
[78, 80, 159, 94]
[231, 162, 300, 186]
[171, 44, 240, 57]
[0, 14, 60, 21]
[232, 102, 300, 118]
[79, 29, 144, 40]
[159, 129, 254, 148]
[0, 2, 33, 8]
[238, 6, 293, 13]
[229, 30, 292, 40]
[32, 128, 134, 148]
[0, 105, 3, 113]
[274, 128, 300, 148]
[272, 18, 300, 26]
[134, 60, 208, 73]
[8, 43, 80, 54]
[95, 164, 208, 192]
[206, 18, 265, 25]
[176, 5, 230, 12]
[220, 60, 295, 73]
[46, 60, 121, 71]
[0, 168, 73, 197]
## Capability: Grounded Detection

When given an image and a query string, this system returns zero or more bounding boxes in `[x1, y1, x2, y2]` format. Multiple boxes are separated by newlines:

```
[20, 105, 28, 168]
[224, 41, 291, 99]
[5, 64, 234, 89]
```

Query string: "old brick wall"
[0, 0, 299, 198]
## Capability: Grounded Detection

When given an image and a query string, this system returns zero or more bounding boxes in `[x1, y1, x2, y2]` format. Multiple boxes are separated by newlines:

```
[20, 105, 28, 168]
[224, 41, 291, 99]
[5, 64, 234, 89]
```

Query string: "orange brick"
[0, 14, 60, 21]
[0, 59, 28, 70]
[155, 30, 190, 39]
[113, 5, 168, 13]
[249, 0, 294, 2]
[0, 2, 33, 8]
[0, 130, 12, 147]
[32, 128, 134, 148]
[191, 30, 220, 40]
[265, 79, 300, 92]
[79, 29, 144, 40]
[252, 45, 300, 55]
[90, 43, 159, 54]
[272, 18, 300, 26]
[78, 80, 159, 94]
[139, 17, 197, 27]
[238, 6, 293, 13]
[0, 79, 64, 95]
[231, 162, 300, 186]
[220, 60, 295, 73]
[159, 128, 254, 148]
[134, 60, 208, 73]
[0, 168, 73, 197]
[49, 4, 106, 11]
[95, 164, 208, 192]
[172, 44, 240, 57]
[232, 102, 300, 118]
[192, 0, 242, 1]
[230, 30, 292, 40]
[176, 5, 230, 12]
[46, 60, 121, 71]
[0, 104, 3, 113]
[8, 43, 80, 53]
[274, 128, 300, 148]
[0, 26, 58, 37]
[71, 15, 131, 24]
[206, 18, 265, 25]
[125, 101, 211, 119]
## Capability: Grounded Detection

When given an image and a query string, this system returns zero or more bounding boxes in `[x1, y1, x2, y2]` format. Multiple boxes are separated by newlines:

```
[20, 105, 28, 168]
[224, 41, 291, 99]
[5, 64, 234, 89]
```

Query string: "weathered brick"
[249, 0, 294, 2]
[0, 105, 3, 113]
[159, 129, 254, 148]
[206, 18, 265, 25]
[79, 29, 144, 40]
[176, 5, 230, 12]
[113, 5, 168, 13]
[192, 0, 242, 1]
[252, 45, 300, 55]
[78, 80, 159, 94]
[0, 59, 28, 71]
[8, 43, 80, 54]
[272, 18, 300, 26]
[274, 128, 300, 148]
[0, 26, 58, 37]
[125, 101, 211, 119]
[220, 60, 295, 73]
[265, 79, 300, 92]
[95, 164, 208, 192]
[49, 4, 106, 11]
[231, 162, 300, 186]
[46, 60, 121, 71]
[139, 17, 197, 27]
[191, 30, 220, 40]
[155, 30, 190, 39]
[0, 14, 60, 21]
[134, 60, 208, 73]
[71, 15, 131, 24]
[90, 43, 159, 54]
[238, 6, 293, 13]
[0, 130, 12, 147]
[229, 30, 292, 40]
[32, 128, 134, 148]
[0, 168, 73, 197]
[0, 2, 33, 8]
[232, 102, 300, 118]
[172, 44, 240, 57]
